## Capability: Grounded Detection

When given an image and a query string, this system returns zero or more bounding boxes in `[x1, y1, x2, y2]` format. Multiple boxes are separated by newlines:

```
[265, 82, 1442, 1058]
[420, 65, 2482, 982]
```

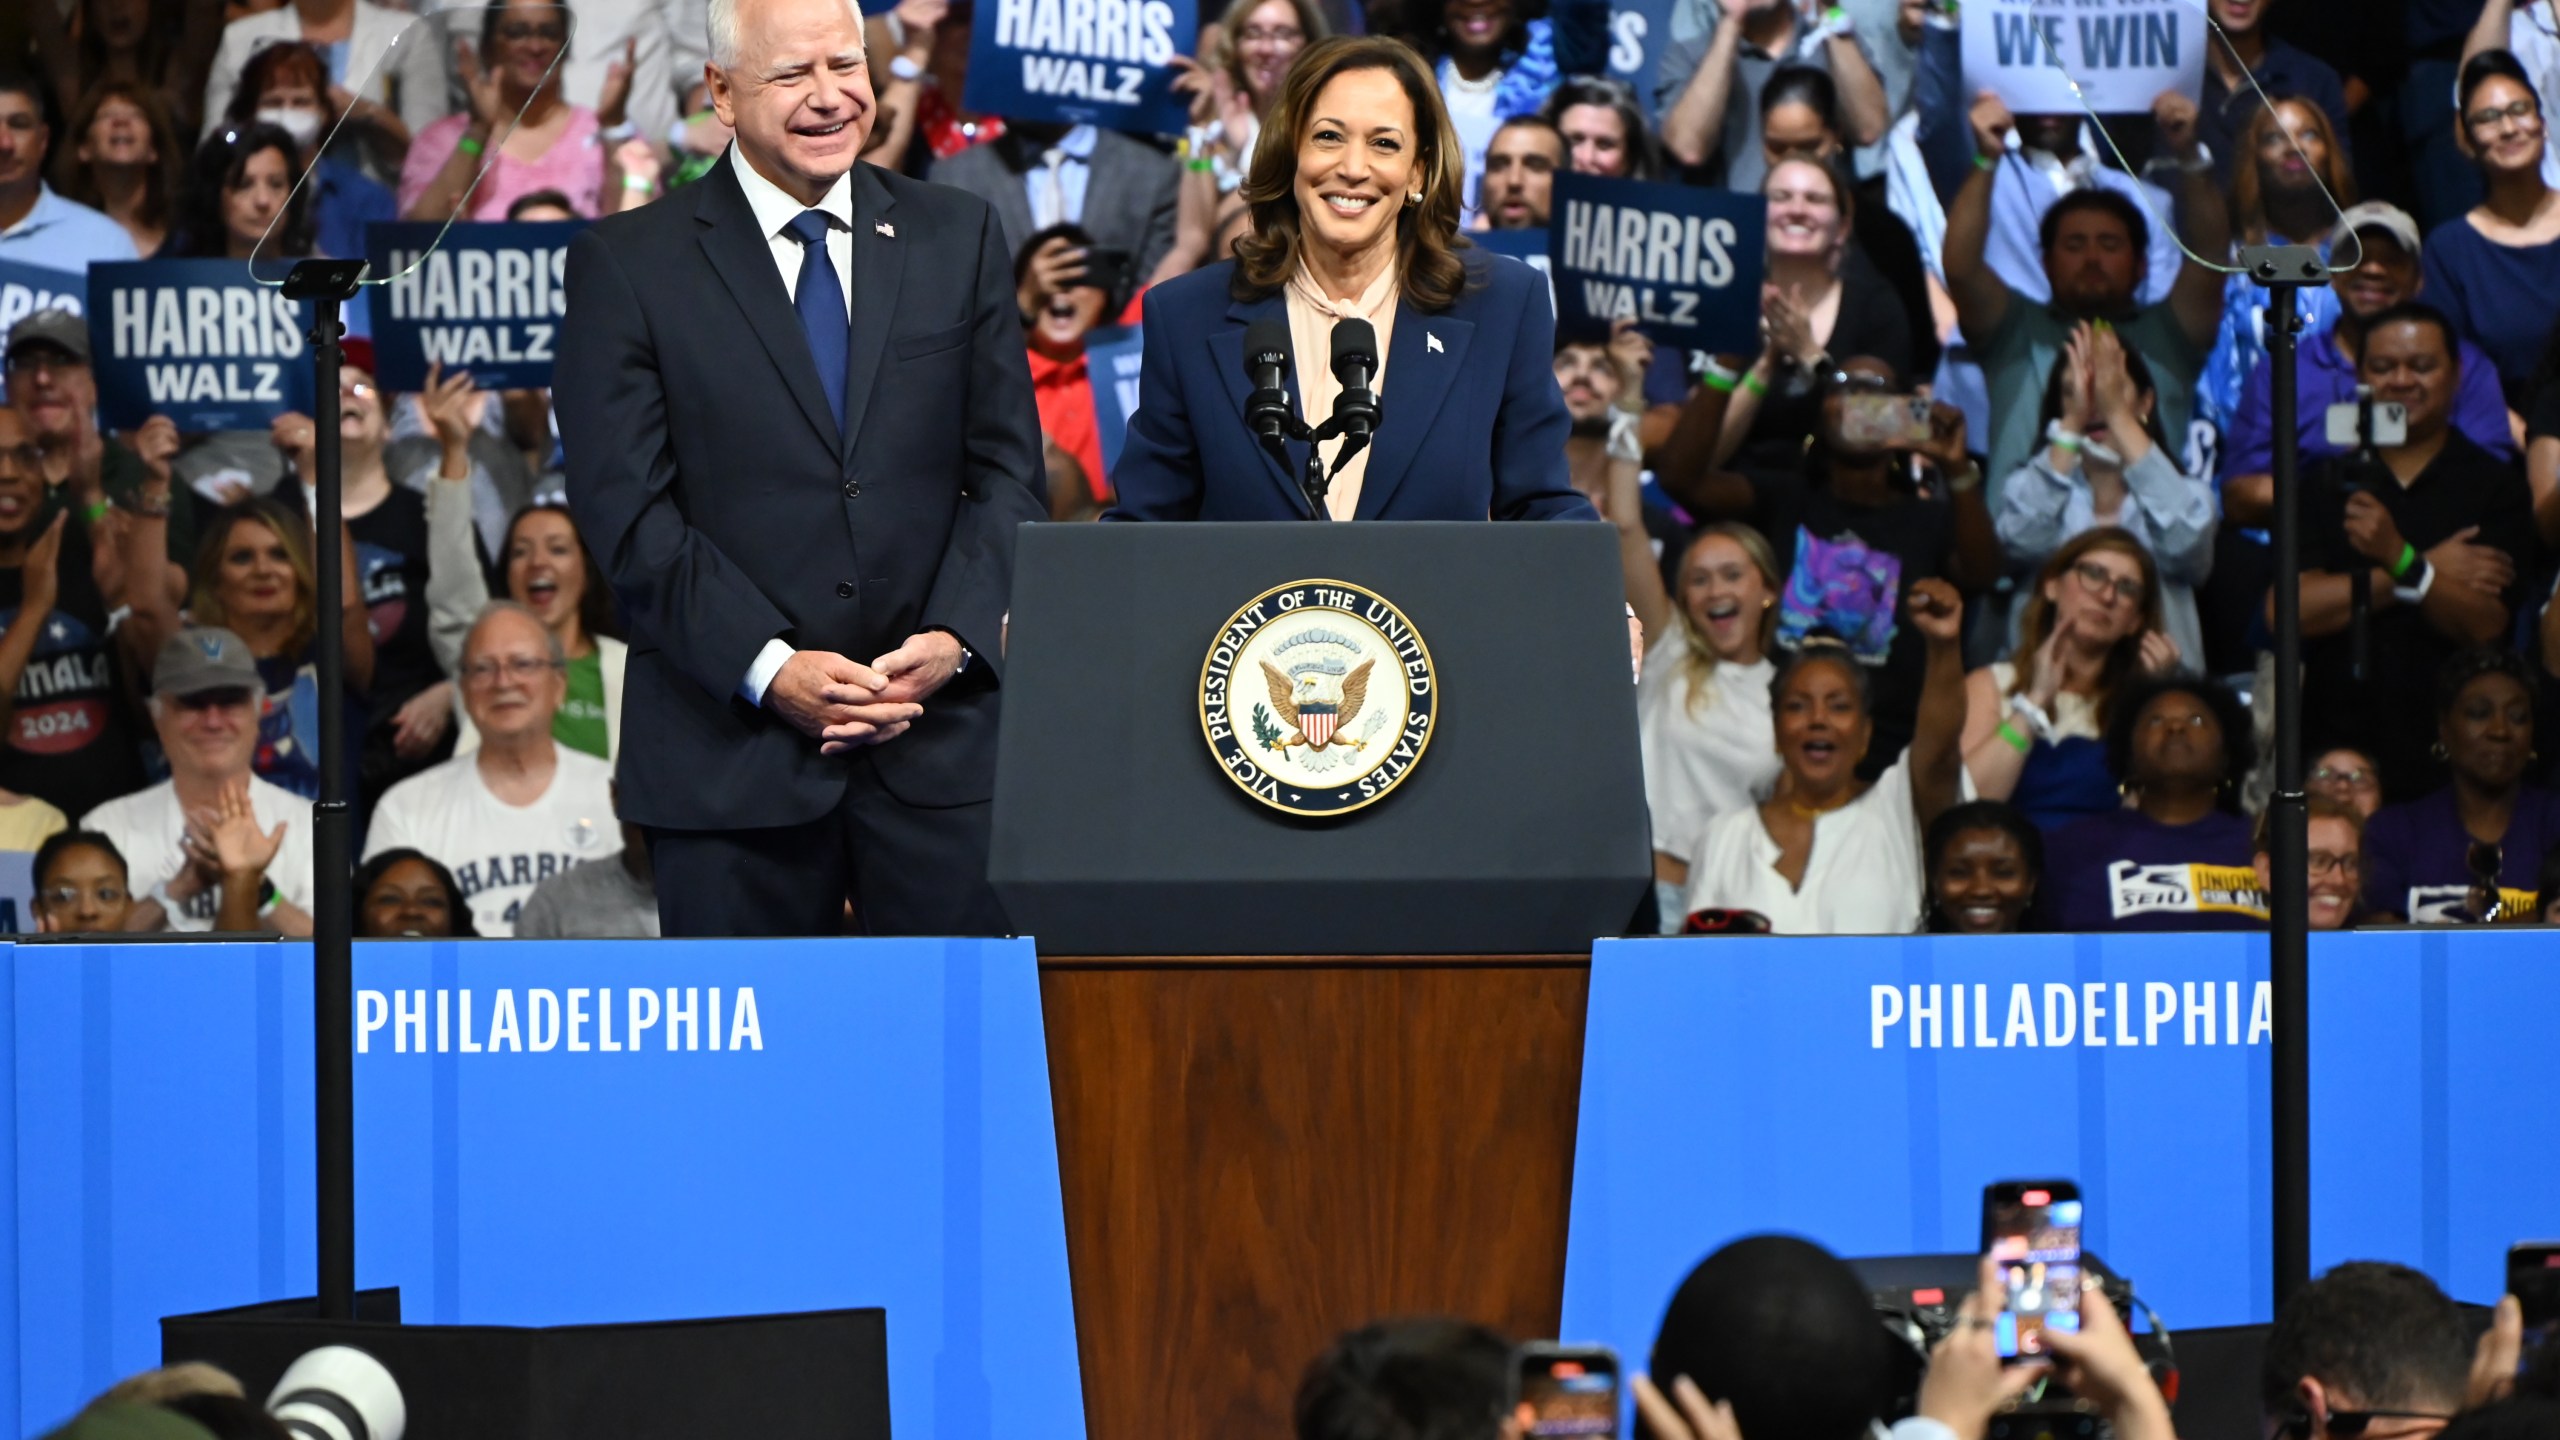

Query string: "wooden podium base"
[1039, 955, 1591, 1439]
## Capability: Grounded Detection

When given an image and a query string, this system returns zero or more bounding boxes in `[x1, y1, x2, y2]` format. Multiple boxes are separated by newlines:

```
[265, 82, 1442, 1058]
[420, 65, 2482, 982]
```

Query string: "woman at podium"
[1105, 36, 1595, 523]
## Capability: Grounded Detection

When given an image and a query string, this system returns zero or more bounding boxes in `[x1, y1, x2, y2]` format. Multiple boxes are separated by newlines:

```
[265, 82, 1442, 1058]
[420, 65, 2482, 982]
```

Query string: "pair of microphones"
[1243, 317, 1381, 521]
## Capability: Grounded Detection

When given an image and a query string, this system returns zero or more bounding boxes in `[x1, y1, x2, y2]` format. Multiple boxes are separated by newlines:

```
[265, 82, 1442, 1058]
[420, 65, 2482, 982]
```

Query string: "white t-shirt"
[1679, 754, 1932, 935]
[364, 746, 620, 936]
[1638, 643, 1779, 860]
[81, 776, 316, 932]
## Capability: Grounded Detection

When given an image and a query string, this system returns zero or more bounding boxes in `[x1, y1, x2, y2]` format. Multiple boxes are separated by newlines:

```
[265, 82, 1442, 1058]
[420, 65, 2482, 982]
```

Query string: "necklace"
[1442, 64, 1498, 95]
[1785, 792, 1852, 820]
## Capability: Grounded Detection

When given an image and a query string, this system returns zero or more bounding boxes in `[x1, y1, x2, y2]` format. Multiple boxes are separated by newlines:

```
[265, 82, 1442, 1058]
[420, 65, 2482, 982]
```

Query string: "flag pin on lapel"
[1426, 331, 1444, 354]
[876, 221, 896, 238]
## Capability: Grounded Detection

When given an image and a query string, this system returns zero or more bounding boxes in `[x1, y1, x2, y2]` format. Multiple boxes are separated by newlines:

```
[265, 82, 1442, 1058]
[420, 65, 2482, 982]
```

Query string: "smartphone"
[2511, 1242, 2560, 1352]
[1512, 1343, 1619, 1439]
[2324, 399, 2409, 449]
[1078, 246, 1135, 299]
[1839, 393, 1934, 449]
[1982, 1180, 2085, 1361]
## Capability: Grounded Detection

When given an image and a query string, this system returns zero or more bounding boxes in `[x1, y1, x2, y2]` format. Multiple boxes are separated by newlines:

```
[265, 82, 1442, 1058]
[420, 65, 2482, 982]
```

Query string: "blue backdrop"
[1563, 932, 2558, 1387]
[0, 938, 1083, 1440]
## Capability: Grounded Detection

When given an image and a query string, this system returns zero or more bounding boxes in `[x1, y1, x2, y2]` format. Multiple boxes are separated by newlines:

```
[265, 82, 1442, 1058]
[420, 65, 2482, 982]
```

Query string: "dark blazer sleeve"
[559, 228, 791, 704]
[1488, 262, 1596, 522]
[1102, 295, 1206, 521]
[919, 202, 1049, 675]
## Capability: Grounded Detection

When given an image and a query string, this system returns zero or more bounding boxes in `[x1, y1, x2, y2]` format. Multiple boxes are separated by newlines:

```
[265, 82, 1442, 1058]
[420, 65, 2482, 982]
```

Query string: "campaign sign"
[963, 0, 1196, 135]
[85, 260, 316, 431]
[1469, 228, 1556, 311]
[0, 257, 84, 330]
[1962, 0, 2206, 117]
[1548, 173, 1763, 351]
[1, 937, 1085, 1440]
[1604, 0, 1679, 100]
[366, 220, 582, 392]
[1086, 322, 1143, 479]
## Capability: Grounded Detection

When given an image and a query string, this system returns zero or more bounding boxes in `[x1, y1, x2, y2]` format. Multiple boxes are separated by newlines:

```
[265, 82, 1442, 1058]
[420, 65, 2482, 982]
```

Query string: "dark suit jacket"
[928, 129, 1181, 285]
[1104, 252, 1597, 522]
[557, 155, 1046, 832]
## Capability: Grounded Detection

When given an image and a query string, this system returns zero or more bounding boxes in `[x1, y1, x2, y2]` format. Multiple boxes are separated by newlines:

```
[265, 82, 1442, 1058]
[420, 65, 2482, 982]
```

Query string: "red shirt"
[1028, 346, 1107, 503]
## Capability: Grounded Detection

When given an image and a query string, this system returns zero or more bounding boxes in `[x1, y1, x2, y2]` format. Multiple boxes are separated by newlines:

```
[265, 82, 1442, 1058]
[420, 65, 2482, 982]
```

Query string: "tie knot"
[786, 208, 834, 247]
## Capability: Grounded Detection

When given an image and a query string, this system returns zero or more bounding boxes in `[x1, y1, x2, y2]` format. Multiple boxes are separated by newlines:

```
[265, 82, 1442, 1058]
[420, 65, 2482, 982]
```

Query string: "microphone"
[1244, 319, 1294, 445]
[1328, 318, 1381, 474]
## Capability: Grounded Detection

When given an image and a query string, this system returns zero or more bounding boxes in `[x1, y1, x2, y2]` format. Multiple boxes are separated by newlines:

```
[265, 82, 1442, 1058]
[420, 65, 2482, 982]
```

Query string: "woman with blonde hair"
[1960, 528, 2176, 832]
[1111, 35, 1589, 522]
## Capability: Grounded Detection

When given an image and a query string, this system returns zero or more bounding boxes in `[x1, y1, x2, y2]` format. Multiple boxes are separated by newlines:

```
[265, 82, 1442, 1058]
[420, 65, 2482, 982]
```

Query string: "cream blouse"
[1283, 260, 1399, 520]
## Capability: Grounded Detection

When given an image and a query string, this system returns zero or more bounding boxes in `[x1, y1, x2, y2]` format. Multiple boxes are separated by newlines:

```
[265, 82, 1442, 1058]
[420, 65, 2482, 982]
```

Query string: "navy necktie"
[786, 208, 849, 433]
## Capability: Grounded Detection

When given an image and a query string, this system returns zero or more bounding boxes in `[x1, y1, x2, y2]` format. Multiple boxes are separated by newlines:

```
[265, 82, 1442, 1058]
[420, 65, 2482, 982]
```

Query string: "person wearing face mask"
[1960, 531, 2179, 833]
[2252, 798, 2367, 932]
[1711, 154, 1915, 477]
[1998, 321, 2215, 667]
[353, 847, 478, 937]
[2359, 648, 2560, 924]
[2283, 304, 2535, 803]
[219, 41, 395, 263]
[80, 627, 316, 935]
[52, 80, 182, 258]
[1922, 799, 2041, 933]
[200, 0, 446, 157]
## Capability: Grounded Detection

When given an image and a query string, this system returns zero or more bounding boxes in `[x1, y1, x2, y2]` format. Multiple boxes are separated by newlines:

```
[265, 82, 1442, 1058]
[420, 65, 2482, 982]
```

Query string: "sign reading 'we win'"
[1961, 0, 2206, 117]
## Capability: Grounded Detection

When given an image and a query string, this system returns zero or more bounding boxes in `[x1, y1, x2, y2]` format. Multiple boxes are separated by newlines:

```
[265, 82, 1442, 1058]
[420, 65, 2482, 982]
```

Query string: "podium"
[993, 523, 1647, 1436]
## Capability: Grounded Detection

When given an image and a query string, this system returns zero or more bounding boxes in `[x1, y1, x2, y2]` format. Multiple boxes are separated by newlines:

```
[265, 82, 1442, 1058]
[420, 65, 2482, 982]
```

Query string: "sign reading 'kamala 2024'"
[964, 0, 1196, 135]
[365, 220, 583, 391]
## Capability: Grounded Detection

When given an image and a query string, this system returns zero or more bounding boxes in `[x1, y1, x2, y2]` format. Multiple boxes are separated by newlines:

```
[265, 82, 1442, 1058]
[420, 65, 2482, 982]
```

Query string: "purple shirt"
[2038, 808, 2267, 932]
[2360, 786, 2560, 924]
[2220, 321, 2514, 483]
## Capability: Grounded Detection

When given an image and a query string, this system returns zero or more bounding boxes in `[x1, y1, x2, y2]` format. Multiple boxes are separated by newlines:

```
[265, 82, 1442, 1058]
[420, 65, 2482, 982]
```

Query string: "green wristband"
[1741, 369, 1769, 397]
[82, 499, 110, 525]
[1996, 719, 2032, 755]
[2389, 541, 2417, 580]
[1700, 371, 1738, 395]
[457, 132, 485, 157]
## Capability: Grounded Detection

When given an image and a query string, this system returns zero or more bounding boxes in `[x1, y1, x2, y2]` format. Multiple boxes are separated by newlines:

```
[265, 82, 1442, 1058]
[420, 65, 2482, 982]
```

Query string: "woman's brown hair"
[2230, 97, 2357, 247]
[2003, 527, 2164, 731]
[190, 498, 320, 660]
[1230, 35, 1471, 311]
[53, 79, 182, 231]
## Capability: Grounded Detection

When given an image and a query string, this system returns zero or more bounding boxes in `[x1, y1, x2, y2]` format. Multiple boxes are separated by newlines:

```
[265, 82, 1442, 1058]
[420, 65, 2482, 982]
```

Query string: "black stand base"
[162, 1292, 891, 1439]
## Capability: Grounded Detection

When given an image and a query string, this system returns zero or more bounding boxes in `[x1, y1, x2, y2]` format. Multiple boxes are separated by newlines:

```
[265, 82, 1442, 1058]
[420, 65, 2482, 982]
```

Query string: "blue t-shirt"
[2419, 216, 2560, 408]
[2360, 785, 2560, 923]
[2038, 808, 2267, 931]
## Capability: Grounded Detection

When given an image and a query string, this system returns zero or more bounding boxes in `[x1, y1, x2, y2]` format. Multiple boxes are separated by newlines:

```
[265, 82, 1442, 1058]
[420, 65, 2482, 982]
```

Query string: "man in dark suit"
[930, 122, 1182, 286]
[556, 0, 1045, 937]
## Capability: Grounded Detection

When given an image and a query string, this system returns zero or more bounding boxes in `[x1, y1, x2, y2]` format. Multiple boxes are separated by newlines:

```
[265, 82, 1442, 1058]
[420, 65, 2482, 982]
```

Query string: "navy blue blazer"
[1104, 251, 1598, 522]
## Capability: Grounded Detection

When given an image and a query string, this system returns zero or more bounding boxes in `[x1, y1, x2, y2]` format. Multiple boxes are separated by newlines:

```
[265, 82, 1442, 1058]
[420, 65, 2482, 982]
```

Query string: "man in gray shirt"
[1654, 0, 1889, 190]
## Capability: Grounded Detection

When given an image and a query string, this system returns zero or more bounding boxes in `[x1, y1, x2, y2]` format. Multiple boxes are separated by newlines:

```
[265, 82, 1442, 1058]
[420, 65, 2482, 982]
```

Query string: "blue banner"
[1548, 172, 1763, 351]
[2, 937, 1084, 1440]
[0, 257, 84, 330]
[84, 261, 317, 431]
[962, 0, 1196, 135]
[365, 220, 582, 392]
[1085, 322, 1143, 480]
[1604, 0, 1679, 100]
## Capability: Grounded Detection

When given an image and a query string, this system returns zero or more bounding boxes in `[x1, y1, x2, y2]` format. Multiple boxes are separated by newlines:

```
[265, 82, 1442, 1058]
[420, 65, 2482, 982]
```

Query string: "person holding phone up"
[1015, 223, 1139, 520]
[1996, 320, 2216, 671]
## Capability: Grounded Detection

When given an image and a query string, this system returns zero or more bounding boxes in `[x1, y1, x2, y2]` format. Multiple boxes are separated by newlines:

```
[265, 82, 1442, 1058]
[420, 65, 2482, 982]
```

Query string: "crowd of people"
[11, 0, 2560, 935]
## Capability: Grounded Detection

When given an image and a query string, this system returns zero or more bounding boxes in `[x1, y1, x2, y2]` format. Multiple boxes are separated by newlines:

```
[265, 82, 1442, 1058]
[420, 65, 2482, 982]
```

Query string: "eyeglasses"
[463, 655, 564, 685]
[2069, 560, 2145, 605]
[2465, 98, 2541, 132]
[2286, 1411, 2456, 1439]
[339, 381, 375, 400]
[38, 885, 129, 907]
[2306, 850, 2361, 878]
[3, 352, 76, 377]
[2310, 764, 2378, 790]
[171, 688, 254, 711]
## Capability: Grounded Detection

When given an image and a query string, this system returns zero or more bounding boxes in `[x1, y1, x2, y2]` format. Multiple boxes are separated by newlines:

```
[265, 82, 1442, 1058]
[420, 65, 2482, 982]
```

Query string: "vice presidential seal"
[1199, 579, 1437, 817]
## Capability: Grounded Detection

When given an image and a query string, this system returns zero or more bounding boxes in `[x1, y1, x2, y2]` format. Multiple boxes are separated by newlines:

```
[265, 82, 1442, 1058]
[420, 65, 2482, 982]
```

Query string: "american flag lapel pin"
[1426, 331, 1444, 354]
[876, 221, 896, 238]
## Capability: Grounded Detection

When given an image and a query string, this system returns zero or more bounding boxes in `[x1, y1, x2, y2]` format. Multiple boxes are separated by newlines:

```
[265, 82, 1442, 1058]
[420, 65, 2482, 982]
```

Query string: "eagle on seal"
[1260, 659, 1375, 751]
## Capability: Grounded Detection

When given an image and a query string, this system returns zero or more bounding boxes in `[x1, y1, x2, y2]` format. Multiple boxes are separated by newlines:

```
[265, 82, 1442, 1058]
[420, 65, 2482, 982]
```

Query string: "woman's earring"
[1406, 191, 1421, 206]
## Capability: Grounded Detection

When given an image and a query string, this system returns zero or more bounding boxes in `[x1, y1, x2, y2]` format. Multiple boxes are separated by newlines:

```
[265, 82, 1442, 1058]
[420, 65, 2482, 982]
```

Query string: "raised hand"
[1908, 576, 1964, 645]
[2138, 629, 2180, 674]
[210, 779, 286, 881]
[1607, 314, 1655, 396]
[597, 37, 636, 128]
[1918, 1255, 2051, 1440]
[1969, 89, 2016, 161]
[127, 414, 180, 486]
[1632, 1372, 1744, 1440]
[20, 511, 65, 620]
[419, 362, 485, 456]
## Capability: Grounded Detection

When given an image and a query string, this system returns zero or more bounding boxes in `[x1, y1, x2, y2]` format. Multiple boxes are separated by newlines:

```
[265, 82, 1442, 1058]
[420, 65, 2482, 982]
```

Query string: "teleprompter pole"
[284, 257, 369, 1322]
[2244, 243, 2326, 1309]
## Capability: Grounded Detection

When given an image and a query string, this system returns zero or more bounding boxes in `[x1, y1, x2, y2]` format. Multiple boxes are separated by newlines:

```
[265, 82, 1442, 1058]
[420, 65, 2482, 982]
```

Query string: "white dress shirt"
[726, 145, 856, 704]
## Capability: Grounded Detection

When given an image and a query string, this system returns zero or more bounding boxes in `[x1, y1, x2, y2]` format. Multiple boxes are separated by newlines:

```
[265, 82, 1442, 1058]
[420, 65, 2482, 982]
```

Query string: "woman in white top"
[1680, 578, 1970, 934]
[1959, 528, 2178, 834]
[1995, 321, 2215, 668]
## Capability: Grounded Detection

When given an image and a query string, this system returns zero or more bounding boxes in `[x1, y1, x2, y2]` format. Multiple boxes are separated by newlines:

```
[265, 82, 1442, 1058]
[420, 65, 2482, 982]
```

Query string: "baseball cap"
[5, 308, 92, 368]
[2334, 202, 2423, 263]
[153, 628, 262, 701]
[338, 336, 375, 378]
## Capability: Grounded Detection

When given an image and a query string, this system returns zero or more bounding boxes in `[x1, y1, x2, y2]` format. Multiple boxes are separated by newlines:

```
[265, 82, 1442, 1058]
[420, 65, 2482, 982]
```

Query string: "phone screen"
[2511, 1243, 2560, 1351]
[1515, 1347, 1619, 1438]
[1838, 393, 1933, 449]
[1986, 1183, 2084, 1360]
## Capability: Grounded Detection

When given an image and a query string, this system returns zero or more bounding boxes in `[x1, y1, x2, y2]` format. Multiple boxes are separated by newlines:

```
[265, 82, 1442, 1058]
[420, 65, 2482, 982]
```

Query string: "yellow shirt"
[0, 794, 67, 853]
[1284, 260, 1399, 520]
